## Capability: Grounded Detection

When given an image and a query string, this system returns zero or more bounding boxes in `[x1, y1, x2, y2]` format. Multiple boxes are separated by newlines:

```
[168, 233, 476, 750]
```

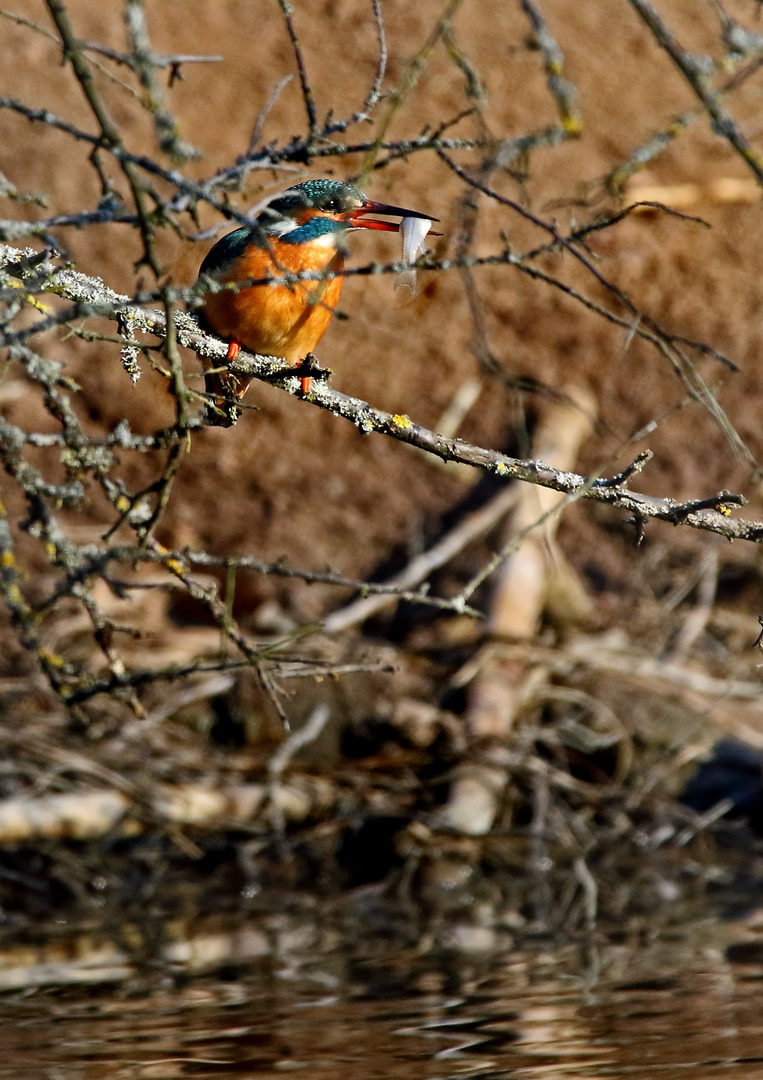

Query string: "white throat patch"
[266, 218, 299, 238]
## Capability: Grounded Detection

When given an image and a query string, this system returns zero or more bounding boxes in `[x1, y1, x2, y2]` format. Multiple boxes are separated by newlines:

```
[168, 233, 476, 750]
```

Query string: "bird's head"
[260, 179, 436, 244]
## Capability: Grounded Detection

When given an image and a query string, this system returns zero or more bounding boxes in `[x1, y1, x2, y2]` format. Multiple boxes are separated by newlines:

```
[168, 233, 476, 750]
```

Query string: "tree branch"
[628, 0, 763, 183]
[1, 242, 757, 548]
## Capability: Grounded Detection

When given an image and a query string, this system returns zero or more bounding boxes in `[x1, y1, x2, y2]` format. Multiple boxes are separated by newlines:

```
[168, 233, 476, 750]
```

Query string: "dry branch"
[0, 0, 754, 921]
[0, 920, 275, 992]
[324, 483, 518, 633]
[0, 776, 336, 845]
[1, 243, 758, 547]
[628, 0, 763, 183]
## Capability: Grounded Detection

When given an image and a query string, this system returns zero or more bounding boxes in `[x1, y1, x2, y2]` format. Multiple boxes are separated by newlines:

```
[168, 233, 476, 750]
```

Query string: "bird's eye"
[324, 198, 341, 212]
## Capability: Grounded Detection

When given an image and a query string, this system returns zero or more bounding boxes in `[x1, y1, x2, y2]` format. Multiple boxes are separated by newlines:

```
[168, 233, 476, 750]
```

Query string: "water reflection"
[0, 903, 762, 1079]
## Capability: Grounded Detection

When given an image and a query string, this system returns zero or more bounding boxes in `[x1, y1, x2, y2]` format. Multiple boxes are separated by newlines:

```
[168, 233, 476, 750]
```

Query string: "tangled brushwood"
[1, 0, 763, 924]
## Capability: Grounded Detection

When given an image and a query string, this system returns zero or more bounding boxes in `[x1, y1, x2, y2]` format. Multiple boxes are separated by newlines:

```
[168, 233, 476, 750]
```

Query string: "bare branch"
[520, 0, 582, 135]
[45, 0, 163, 276]
[124, 0, 200, 162]
[275, 0, 318, 140]
[1, 242, 757, 549]
[628, 0, 763, 183]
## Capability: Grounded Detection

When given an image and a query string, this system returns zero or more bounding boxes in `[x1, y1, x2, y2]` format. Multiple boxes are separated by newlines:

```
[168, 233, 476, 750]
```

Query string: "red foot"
[226, 343, 312, 396]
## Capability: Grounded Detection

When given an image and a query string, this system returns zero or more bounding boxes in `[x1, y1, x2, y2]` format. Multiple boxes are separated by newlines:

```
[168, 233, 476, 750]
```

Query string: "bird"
[195, 178, 436, 425]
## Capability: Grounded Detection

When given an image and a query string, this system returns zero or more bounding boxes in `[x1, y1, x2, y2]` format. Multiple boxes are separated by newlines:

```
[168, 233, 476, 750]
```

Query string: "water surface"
[1, 895, 762, 1079]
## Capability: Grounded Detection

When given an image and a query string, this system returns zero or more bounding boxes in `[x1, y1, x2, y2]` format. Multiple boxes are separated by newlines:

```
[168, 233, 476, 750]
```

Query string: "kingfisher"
[195, 178, 436, 424]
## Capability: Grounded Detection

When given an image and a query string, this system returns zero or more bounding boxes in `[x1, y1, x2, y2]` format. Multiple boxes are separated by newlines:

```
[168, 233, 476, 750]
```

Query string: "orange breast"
[200, 238, 345, 363]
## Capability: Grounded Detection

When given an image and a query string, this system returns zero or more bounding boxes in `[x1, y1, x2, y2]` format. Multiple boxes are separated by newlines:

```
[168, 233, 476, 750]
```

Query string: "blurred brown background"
[3, 0, 763, 628]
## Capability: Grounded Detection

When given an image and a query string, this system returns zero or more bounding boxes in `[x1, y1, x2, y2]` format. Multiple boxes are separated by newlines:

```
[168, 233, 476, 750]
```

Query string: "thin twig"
[628, 0, 763, 183]
[1, 242, 758, 549]
[275, 0, 318, 140]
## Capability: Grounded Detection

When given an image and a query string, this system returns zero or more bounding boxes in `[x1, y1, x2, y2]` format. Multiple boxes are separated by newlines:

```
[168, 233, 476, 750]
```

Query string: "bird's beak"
[347, 199, 439, 232]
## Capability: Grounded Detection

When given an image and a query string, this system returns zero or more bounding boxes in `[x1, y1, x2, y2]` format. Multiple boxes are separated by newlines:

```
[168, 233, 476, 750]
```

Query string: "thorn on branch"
[628, 514, 647, 547]
[593, 450, 653, 489]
